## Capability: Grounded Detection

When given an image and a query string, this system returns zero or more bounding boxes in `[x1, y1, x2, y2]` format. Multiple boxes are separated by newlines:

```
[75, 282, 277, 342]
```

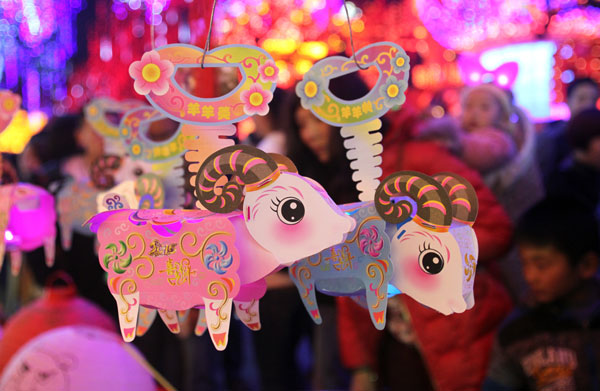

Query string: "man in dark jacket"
[547, 108, 600, 220]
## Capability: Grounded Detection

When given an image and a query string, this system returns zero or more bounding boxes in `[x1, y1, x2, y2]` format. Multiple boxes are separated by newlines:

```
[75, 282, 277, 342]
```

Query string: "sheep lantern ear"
[432, 172, 478, 226]
[195, 145, 280, 213]
[374, 171, 452, 231]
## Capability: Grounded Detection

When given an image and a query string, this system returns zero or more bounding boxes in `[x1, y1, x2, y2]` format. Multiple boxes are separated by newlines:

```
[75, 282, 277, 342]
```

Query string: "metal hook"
[343, 1, 368, 71]
[201, 0, 218, 69]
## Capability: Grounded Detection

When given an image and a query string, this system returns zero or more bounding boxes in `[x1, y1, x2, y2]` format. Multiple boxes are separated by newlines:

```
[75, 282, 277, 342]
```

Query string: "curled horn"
[196, 145, 280, 213]
[136, 173, 165, 209]
[375, 171, 453, 230]
[90, 155, 122, 190]
[433, 172, 479, 226]
[268, 153, 298, 174]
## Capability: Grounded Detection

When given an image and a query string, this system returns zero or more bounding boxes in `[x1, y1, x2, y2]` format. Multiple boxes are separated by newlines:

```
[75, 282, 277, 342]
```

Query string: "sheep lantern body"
[88, 145, 356, 350]
[289, 202, 392, 329]
[89, 209, 241, 350]
[289, 171, 479, 328]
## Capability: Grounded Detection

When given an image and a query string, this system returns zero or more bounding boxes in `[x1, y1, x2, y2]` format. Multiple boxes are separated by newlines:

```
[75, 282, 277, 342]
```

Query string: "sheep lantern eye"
[274, 197, 304, 225]
[419, 249, 444, 274]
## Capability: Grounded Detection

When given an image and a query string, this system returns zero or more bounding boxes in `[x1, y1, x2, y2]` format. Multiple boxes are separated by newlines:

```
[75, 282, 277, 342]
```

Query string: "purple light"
[497, 74, 509, 86]
[5, 230, 14, 241]
[0, 1, 82, 111]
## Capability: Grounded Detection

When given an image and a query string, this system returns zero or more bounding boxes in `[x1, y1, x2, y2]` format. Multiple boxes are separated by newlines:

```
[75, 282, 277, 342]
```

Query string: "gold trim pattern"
[208, 281, 230, 330]
[297, 266, 314, 306]
[119, 278, 138, 323]
[127, 232, 155, 279]
[367, 262, 386, 309]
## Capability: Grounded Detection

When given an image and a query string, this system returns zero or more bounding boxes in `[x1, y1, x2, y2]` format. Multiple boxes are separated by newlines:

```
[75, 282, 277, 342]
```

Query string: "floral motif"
[129, 140, 143, 158]
[296, 73, 325, 109]
[359, 226, 384, 257]
[240, 83, 273, 116]
[258, 60, 279, 83]
[0, 91, 20, 121]
[391, 51, 410, 74]
[128, 50, 174, 96]
[204, 241, 233, 275]
[103, 240, 132, 274]
[379, 75, 407, 108]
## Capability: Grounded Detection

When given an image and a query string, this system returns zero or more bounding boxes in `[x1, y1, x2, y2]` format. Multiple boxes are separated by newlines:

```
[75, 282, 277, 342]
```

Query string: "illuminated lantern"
[0, 326, 155, 391]
[0, 183, 57, 275]
[0, 275, 116, 373]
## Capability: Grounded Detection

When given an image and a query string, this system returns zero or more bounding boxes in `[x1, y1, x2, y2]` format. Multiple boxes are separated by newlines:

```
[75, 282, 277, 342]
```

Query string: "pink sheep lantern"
[87, 145, 356, 350]
[0, 184, 56, 275]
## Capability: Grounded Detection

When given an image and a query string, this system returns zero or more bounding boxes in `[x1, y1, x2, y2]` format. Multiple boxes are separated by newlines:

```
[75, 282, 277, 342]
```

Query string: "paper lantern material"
[296, 42, 410, 202]
[57, 179, 99, 249]
[376, 171, 480, 315]
[290, 171, 480, 324]
[128, 45, 278, 207]
[0, 326, 155, 391]
[119, 106, 187, 208]
[0, 282, 115, 373]
[0, 183, 56, 274]
[289, 202, 393, 329]
[87, 146, 356, 350]
[84, 98, 142, 156]
[132, 45, 277, 125]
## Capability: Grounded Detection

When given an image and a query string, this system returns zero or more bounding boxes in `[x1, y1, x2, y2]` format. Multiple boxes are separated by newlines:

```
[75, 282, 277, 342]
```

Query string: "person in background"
[246, 88, 288, 155]
[484, 198, 600, 391]
[547, 108, 600, 220]
[18, 114, 83, 188]
[338, 82, 514, 390]
[417, 84, 544, 302]
[252, 75, 368, 391]
[537, 77, 599, 187]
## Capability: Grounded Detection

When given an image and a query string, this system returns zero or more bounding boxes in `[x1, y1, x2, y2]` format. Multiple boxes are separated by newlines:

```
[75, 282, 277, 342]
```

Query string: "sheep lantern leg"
[289, 203, 393, 330]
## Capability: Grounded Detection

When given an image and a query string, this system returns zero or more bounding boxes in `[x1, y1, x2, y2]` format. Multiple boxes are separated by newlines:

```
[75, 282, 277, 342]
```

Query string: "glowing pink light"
[458, 54, 519, 89]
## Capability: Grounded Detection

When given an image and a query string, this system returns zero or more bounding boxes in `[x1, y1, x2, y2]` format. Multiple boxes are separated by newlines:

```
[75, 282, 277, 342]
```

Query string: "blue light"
[561, 69, 575, 84]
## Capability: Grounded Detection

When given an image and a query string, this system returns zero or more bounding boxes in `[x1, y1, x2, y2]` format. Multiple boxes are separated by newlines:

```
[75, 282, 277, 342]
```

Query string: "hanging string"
[122, 342, 177, 391]
[150, 0, 156, 49]
[201, 0, 218, 68]
[343, 1, 368, 70]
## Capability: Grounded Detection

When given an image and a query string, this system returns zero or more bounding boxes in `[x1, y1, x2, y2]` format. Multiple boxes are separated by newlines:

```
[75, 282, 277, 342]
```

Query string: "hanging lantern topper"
[128, 44, 279, 205]
[296, 41, 410, 202]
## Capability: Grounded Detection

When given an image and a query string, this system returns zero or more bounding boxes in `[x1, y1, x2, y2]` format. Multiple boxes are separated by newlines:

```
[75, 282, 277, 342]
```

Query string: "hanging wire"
[201, 0, 218, 68]
[343, 1, 368, 70]
[149, 0, 156, 49]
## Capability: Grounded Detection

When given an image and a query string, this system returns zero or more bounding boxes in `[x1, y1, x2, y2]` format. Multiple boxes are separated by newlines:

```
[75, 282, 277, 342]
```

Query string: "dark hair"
[30, 113, 84, 162]
[516, 197, 600, 266]
[567, 77, 598, 99]
[566, 108, 600, 151]
[284, 71, 373, 204]
[21, 113, 84, 187]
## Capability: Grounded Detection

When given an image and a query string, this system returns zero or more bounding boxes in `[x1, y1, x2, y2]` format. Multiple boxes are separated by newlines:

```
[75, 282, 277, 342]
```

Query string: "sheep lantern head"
[196, 145, 356, 265]
[375, 171, 479, 315]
